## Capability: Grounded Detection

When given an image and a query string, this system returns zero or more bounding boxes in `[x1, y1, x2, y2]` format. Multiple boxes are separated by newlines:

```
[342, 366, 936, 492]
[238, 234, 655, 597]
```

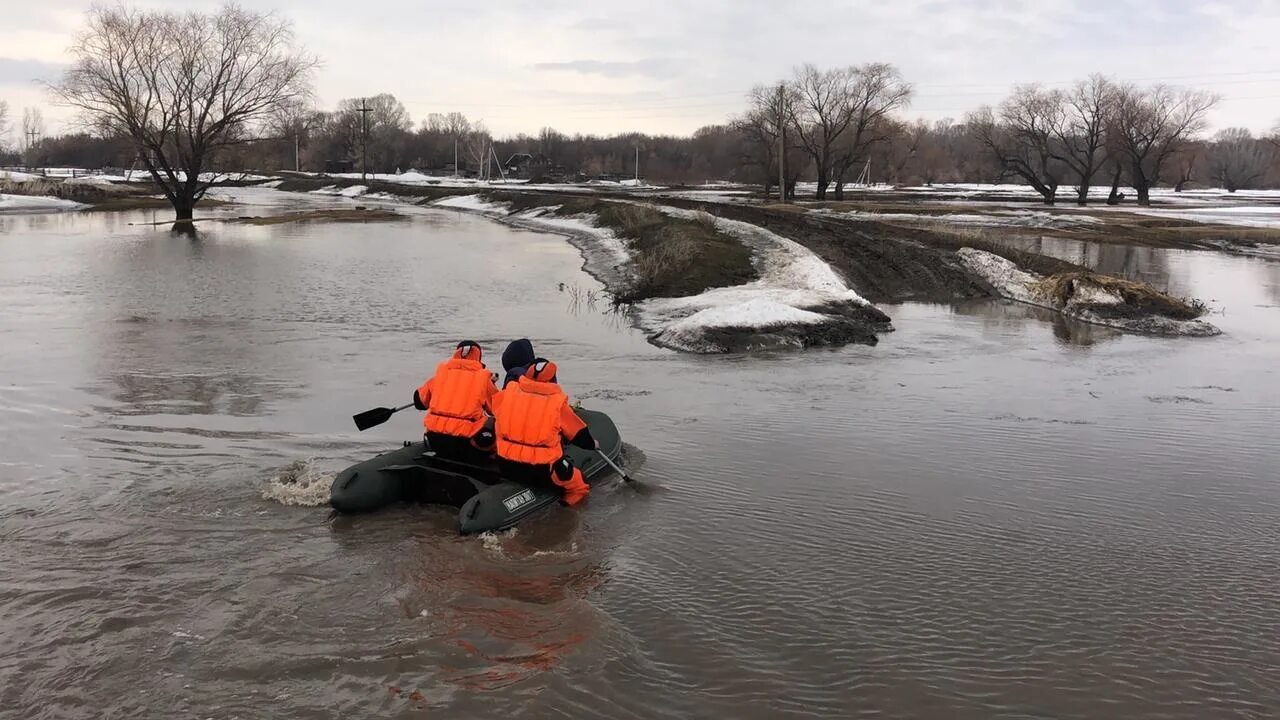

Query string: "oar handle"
[597, 448, 633, 482]
[394, 402, 414, 412]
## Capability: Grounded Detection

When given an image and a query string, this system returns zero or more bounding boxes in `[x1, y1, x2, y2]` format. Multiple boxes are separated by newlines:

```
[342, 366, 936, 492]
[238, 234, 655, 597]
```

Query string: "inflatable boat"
[329, 408, 623, 534]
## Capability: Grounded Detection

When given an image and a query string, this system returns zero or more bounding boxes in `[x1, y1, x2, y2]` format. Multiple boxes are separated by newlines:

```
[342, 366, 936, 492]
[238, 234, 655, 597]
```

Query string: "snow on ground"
[309, 170, 667, 193]
[432, 194, 881, 351]
[309, 184, 369, 198]
[957, 247, 1219, 337]
[62, 176, 118, 187]
[640, 207, 876, 351]
[842, 208, 1104, 230]
[0, 170, 42, 182]
[661, 299, 828, 337]
[433, 194, 512, 214]
[0, 194, 85, 214]
[800, 182, 1280, 206]
[1125, 205, 1280, 229]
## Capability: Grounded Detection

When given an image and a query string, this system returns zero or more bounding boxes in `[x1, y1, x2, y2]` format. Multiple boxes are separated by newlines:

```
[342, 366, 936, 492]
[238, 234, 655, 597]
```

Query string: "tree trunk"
[1132, 162, 1151, 206]
[1075, 183, 1089, 205]
[1107, 166, 1122, 205]
[833, 179, 845, 200]
[173, 198, 194, 221]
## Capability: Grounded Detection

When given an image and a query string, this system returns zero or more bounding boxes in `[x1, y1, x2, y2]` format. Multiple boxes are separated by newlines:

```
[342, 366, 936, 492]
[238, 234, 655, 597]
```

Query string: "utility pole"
[453, 138, 458, 178]
[294, 132, 300, 173]
[356, 98, 373, 181]
[634, 146, 639, 186]
[776, 83, 786, 203]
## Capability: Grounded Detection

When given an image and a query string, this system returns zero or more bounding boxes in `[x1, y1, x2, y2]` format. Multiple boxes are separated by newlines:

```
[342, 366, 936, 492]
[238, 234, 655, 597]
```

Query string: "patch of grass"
[1034, 272, 1205, 320]
[479, 192, 757, 302]
[610, 207, 754, 301]
[231, 208, 403, 225]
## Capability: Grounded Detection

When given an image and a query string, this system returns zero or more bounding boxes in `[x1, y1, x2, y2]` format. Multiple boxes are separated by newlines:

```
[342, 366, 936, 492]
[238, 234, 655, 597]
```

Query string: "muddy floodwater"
[2, 194, 1279, 719]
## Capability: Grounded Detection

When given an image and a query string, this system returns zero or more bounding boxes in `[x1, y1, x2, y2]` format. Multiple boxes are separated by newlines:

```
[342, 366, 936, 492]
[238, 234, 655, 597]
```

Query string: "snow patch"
[307, 184, 368, 198]
[1127, 206, 1280, 229]
[957, 248, 1219, 337]
[431, 195, 887, 352]
[0, 194, 85, 214]
[641, 208, 879, 351]
[846, 209, 1104, 230]
[665, 299, 828, 331]
[62, 176, 118, 187]
[433, 194, 510, 214]
[0, 170, 41, 182]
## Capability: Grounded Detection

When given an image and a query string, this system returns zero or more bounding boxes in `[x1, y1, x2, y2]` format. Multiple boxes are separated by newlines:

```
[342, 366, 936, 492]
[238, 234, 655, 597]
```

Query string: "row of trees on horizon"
[3, 5, 1279, 210]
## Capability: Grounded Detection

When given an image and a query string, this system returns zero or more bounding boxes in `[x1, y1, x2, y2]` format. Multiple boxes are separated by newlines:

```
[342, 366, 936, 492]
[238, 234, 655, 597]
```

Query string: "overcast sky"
[3, 0, 1279, 139]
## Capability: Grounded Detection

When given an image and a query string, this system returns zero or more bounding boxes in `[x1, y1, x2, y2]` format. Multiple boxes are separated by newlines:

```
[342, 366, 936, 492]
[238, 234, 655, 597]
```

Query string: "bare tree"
[1052, 74, 1114, 204]
[268, 99, 320, 172]
[1208, 128, 1272, 192]
[0, 100, 10, 150]
[788, 64, 858, 199]
[1267, 120, 1280, 151]
[50, 4, 317, 223]
[969, 85, 1066, 204]
[1170, 140, 1207, 192]
[463, 122, 492, 179]
[334, 94, 411, 173]
[735, 83, 798, 197]
[1110, 85, 1217, 206]
[21, 107, 45, 152]
[831, 63, 913, 198]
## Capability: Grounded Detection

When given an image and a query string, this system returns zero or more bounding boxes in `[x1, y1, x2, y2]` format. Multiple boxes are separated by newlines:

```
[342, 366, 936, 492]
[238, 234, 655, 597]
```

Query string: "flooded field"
[2, 196, 1278, 718]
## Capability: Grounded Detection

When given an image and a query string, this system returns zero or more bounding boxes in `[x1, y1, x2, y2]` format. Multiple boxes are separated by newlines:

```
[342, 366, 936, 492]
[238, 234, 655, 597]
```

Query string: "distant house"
[324, 159, 354, 174]
[504, 152, 566, 181]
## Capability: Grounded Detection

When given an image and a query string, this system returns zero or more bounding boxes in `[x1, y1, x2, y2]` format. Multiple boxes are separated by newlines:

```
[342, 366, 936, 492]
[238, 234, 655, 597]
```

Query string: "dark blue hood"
[501, 338, 535, 373]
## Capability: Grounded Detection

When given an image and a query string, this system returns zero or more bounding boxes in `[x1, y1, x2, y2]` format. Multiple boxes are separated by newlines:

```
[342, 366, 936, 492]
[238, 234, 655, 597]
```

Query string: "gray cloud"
[530, 58, 684, 79]
[0, 57, 66, 86]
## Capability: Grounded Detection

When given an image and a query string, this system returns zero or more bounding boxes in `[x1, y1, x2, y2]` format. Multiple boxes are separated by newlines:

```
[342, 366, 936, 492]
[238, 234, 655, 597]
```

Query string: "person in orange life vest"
[412, 340, 499, 462]
[490, 358, 594, 506]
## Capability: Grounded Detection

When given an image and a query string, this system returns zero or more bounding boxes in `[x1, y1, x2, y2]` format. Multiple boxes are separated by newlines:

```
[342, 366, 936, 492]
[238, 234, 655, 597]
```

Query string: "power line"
[356, 98, 373, 180]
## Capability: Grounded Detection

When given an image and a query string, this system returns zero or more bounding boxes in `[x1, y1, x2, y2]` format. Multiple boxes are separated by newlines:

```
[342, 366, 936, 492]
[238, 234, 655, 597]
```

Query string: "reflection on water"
[950, 299, 1123, 347]
[2, 199, 1280, 719]
[993, 235, 1175, 287]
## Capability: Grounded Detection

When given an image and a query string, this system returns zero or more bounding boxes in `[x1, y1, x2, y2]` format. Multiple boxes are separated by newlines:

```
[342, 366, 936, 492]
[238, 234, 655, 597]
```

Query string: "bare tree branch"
[1111, 84, 1218, 205]
[48, 3, 317, 222]
[1208, 128, 1272, 192]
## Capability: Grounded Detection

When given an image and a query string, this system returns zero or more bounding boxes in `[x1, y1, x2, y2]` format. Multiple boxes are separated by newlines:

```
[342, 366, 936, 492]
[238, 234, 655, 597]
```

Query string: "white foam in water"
[261, 459, 333, 506]
[479, 527, 518, 556]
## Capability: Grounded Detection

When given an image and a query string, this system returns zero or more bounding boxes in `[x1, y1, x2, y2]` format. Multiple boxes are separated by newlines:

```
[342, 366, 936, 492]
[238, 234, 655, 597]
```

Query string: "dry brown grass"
[481, 192, 756, 302]
[1034, 272, 1206, 319]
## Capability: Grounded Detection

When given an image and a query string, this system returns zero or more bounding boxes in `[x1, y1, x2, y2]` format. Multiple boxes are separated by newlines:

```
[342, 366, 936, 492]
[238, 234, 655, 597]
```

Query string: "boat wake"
[261, 458, 333, 506]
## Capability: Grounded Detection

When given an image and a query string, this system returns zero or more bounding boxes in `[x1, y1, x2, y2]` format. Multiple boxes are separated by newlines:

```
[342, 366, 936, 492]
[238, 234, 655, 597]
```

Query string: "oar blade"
[352, 406, 395, 431]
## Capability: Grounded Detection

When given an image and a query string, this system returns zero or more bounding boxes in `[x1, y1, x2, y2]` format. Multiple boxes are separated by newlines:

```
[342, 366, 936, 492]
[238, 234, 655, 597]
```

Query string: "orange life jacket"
[420, 356, 494, 437]
[493, 376, 572, 465]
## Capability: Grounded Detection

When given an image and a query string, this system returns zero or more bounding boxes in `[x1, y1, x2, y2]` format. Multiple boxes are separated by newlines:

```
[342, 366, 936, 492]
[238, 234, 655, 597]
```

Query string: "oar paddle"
[352, 402, 414, 431]
[597, 448, 634, 483]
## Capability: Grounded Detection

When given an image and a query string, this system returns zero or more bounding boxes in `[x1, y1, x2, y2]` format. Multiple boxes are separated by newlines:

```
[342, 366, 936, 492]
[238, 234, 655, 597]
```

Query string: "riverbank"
[432, 193, 892, 352]
[268, 175, 1223, 345]
[3, 170, 1226, 346]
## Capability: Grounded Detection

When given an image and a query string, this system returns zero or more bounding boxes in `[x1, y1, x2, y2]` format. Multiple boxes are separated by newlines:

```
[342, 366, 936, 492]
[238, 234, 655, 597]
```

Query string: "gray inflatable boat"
[329, 409, 623, 534]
